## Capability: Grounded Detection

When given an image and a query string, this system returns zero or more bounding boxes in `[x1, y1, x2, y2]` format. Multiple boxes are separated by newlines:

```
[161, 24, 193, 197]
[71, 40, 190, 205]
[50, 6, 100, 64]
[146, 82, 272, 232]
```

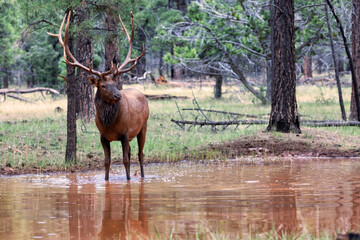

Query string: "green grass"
[0, 83, 360, 171]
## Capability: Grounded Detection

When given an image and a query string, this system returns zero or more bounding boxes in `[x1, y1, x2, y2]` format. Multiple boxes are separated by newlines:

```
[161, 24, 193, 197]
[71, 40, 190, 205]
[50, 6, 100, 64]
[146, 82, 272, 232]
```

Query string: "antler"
[47, 12, 114, 79]
[114, 12, 145, 76]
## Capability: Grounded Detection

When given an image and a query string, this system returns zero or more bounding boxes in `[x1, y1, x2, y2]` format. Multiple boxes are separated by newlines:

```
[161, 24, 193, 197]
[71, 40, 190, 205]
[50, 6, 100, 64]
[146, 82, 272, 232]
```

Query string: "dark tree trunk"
[27, 67, 34, 88]
[76, 8, 95, 122]
[3, 68, 9, 88]
[159, 49, 164, 76]
[136, 23, 147, 76]
[104, 8, 122, 90]
[324, 2, 346, 121]
[266, 59, 272, 101]
[214, 74, 222, 99]
[266, 0, 301, 133]
[337, 56, 344, 73]
[176, 0, 187, 14]
[350, 0, 360, 120]
[65, 13, 77, 164]
[316, 58, 324, 74]
[326, 0, 360, 121]
[303, 56, 313, 78]
[170, 44, 175, 79]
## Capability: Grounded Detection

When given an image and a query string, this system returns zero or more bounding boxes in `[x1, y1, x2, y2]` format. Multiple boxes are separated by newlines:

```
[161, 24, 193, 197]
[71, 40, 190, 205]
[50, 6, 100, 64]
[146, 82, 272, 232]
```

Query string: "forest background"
[1, 0, 360, 171]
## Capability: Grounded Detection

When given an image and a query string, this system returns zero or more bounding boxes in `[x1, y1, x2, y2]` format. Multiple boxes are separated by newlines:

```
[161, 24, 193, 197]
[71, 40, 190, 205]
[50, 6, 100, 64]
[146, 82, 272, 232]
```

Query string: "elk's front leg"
[101, 136, 111, 181]
[121, 135, 131, 180]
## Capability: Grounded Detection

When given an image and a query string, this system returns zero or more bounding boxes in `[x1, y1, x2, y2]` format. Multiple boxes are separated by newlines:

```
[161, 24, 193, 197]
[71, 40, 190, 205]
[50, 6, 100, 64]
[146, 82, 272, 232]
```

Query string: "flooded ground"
[1, 159, 360, 239]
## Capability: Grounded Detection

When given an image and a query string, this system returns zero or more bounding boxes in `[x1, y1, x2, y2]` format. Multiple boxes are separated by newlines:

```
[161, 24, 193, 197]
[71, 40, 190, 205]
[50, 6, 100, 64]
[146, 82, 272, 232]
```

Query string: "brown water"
[1, 159, 360, 239]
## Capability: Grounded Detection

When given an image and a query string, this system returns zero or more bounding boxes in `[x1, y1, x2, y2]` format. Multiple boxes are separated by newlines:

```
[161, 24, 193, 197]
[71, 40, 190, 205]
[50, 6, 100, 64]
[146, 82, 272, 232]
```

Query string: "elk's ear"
[87, 77, 98, 86]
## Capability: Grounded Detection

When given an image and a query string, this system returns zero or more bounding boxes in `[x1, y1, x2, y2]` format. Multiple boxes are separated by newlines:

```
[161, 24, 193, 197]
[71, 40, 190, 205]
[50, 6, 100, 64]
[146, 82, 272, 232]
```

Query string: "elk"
[48, 12, 149, 181]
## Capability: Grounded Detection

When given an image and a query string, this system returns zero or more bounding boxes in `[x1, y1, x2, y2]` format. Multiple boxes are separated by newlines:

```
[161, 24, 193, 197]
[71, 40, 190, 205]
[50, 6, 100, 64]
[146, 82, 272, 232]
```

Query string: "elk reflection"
[66, 174, 149, 240]
[67, 175, 97, 240]
[98, 181, 149, 240]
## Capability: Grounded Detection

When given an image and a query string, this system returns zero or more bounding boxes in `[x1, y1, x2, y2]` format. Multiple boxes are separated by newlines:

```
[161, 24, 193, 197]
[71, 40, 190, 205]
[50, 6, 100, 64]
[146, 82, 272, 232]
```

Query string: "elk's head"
[48, 11, 145, 104]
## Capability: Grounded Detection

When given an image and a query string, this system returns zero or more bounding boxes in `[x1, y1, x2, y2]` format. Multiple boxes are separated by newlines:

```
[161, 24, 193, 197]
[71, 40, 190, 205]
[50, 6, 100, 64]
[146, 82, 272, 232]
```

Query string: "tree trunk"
[170, 44, 175, 79]
[303, 56, 313, 78]
[267, 0, 301, 133]
[337, 56, 344, 73]
[27, 67, 34, 88]
[159, 50, 164, 76]
[316, 57, 324, 74]
[3, 68, 9, 88]
[104, 8, 122, 90]
[325, 0, 360, 121]
[324, 2, 346, 121]
[266, 59, 272, 101]
[65, 13, 77, 164]
[136, 23, 147, 76]
[350, 0, 360, 120]
[76, 8, 95, 122]
[214, 74, 222, 99]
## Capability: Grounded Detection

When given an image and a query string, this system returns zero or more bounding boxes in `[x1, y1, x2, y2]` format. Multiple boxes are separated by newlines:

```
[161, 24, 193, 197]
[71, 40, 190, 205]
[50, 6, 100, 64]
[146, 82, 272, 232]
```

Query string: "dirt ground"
[2, 128, 359, 176]
[206, 130, 360, 159]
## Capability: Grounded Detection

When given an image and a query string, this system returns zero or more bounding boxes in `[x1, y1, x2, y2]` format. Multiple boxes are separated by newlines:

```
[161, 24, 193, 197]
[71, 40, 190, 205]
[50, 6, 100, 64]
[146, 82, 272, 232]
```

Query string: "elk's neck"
[95, 90, 120, 127]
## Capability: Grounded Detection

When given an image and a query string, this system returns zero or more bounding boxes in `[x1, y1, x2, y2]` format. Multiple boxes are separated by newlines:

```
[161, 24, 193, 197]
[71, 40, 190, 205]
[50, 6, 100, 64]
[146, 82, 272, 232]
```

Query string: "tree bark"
[65, 12, 77, 164]
[136, 24, 147, 76]
[159, 49, 164, 76]
[350, 0, 360, 120]
[324, 2, 346, 121]
[266, 0, 301, 133]
[266, 59, 272, 102]
[303, 56, 313, 78]
[214, 74, 222, 99]
[104, 8, 122, 90]
[76, 7, 95, 122]
[3, 68, 9, 88]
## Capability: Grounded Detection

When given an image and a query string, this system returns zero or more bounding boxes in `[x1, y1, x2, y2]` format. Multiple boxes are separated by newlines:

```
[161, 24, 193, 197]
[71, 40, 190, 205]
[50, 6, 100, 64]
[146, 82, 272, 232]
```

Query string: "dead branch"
[145, 94, 188, 100]
[171, 119, 267, 127]
[181, 108, 266, 119]
[6, 94, 33, 103]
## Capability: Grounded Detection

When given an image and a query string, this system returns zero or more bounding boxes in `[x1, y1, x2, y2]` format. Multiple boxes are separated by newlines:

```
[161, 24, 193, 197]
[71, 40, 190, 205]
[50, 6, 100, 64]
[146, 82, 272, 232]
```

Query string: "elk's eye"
[101, 85, 106, 89]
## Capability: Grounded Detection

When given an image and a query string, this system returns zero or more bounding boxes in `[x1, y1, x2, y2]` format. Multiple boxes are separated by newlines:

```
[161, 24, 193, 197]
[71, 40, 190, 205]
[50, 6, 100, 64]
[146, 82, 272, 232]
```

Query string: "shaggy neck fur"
[95, 90, 120, 127]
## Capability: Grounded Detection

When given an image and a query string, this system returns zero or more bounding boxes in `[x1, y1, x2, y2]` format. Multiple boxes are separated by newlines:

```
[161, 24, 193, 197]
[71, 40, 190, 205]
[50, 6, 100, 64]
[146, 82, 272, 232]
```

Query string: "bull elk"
[48, 12, 149, 181]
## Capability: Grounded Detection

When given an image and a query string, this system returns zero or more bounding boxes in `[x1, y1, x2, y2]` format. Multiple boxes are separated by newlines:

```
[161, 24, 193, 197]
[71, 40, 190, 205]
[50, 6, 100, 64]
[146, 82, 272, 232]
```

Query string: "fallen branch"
[171, 119, 360, 128]
[7, 94, 33, 103]
[181, 108, 266, 119]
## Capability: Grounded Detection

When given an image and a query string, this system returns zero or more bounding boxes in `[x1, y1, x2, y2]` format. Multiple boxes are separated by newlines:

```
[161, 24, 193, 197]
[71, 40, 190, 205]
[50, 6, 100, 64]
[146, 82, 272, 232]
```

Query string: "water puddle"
[1, 159, 360, 239]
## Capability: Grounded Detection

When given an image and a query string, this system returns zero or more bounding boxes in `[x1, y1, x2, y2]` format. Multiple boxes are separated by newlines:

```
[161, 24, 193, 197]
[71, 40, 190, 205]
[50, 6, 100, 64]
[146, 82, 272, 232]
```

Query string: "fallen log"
[171, 119, 360, 128]
[145, 94, 188, 100]
[171, 119, 267, 127]
[0, 87, 60, 95]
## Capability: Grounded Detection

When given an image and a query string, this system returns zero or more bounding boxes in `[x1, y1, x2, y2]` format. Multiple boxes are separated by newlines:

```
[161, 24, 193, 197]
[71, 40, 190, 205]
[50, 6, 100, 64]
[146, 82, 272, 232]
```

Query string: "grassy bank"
[0, 83, 359, 173]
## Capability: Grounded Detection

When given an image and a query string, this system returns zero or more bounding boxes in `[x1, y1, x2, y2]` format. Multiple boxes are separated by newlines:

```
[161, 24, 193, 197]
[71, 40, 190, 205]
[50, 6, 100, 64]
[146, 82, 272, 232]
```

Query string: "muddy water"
[1, 159, 360, 239]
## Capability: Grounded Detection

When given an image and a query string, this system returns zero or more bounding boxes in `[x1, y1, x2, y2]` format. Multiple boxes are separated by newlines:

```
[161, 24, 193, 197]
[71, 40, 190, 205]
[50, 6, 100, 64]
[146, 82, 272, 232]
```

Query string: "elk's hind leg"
[137, 125, 147, 178]
[101, 136, 111, 181]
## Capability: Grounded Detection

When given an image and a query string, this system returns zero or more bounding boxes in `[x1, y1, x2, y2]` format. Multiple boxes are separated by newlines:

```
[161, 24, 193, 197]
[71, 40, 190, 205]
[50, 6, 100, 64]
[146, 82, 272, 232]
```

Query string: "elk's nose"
[114, 93, 121, 100]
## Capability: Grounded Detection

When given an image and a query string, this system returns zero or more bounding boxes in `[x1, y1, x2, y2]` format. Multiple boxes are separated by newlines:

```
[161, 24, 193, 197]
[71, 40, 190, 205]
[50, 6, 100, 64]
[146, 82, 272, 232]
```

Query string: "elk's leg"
[121, 135, 131, 180]
[137, 126, 147, 178]
[101, 136, 111, 181]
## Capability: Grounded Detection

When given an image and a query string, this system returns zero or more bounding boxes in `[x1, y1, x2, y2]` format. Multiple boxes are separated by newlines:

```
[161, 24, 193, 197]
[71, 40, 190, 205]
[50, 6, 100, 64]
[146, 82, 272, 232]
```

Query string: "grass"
[0, 83, 359, 173]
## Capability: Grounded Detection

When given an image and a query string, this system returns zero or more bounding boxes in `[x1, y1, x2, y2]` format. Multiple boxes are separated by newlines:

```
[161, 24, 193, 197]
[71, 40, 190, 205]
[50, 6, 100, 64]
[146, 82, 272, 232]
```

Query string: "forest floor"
[2, 127, 359, 176]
